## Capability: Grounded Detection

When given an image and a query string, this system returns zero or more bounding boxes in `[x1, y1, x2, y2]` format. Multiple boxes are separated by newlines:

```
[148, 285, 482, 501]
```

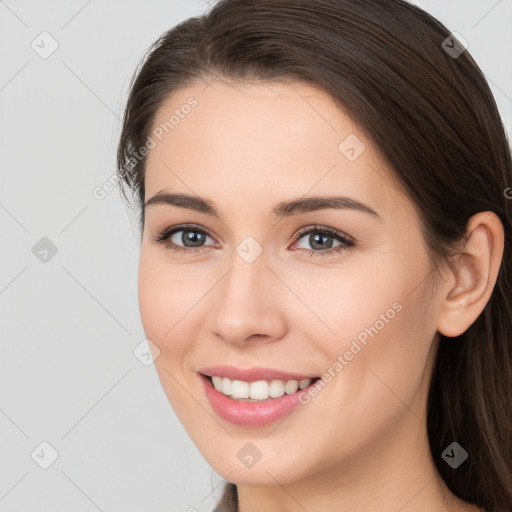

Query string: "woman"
[117, 1, 512, 510]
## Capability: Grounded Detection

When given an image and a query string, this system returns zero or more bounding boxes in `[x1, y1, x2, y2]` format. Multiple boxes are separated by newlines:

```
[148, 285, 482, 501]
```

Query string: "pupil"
[183, 230, 205, 247]
[310, 233, 333, 250]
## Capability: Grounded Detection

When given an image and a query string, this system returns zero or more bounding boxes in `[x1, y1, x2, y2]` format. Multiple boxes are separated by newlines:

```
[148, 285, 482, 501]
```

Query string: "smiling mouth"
[202, 374, 321, 402]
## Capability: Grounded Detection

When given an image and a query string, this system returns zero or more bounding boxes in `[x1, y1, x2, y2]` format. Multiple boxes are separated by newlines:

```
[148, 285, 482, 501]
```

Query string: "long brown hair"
[117, 1, 512, 510]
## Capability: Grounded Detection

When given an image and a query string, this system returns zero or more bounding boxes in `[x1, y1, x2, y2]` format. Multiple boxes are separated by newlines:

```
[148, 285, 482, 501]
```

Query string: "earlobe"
[437, 211, 504, 338]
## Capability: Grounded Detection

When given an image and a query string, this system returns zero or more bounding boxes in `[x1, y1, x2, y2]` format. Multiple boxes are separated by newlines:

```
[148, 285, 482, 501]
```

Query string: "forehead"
[144, 79, 408, 220]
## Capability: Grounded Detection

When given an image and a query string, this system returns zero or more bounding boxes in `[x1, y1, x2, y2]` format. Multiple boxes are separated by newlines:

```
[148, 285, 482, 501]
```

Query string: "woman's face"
[138, 80, 446, 485]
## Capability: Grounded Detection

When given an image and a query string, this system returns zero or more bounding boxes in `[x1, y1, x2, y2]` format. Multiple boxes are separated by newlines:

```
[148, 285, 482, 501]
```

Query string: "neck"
[235, 411, 481, 512]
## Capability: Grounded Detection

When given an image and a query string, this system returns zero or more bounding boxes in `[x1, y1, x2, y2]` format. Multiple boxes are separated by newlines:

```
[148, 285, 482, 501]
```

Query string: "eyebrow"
[144, 192, 382, 220]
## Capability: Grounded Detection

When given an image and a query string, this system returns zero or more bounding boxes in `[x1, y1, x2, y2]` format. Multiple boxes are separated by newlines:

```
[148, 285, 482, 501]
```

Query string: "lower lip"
[199, 374, 316, 427]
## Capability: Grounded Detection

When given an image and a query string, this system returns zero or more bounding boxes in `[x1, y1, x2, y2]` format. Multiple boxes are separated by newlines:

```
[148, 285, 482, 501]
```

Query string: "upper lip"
[199, 365, 318, 382]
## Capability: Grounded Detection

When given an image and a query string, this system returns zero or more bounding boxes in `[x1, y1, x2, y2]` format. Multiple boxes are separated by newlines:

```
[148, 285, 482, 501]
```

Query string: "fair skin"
[138, 79, 503, 512]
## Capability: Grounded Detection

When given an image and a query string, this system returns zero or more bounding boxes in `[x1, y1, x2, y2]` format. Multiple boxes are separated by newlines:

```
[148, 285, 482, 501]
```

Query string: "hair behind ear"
[428, 279, 512, 511]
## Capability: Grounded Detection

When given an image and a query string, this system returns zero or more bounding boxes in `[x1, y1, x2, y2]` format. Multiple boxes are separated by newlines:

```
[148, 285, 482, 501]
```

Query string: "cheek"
[319, 270, 436, 433]
[277, 253, 417, 354]
[291, 248, 436, 404]
[137, 251, 196, 358]
[137, 252, 206, 419]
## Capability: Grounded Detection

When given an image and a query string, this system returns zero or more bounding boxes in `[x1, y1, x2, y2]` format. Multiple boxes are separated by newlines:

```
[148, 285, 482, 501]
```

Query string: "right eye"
[153, 224, 217, 254]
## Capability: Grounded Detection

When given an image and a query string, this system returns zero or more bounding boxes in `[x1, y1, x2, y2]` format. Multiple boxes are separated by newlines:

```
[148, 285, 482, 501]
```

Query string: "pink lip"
[198, 373, 319, 427]
[199, 365, 317, 382]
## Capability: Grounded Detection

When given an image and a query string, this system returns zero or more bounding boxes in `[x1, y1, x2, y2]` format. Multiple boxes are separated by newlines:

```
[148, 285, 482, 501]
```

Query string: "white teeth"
[284, 379, 299, 394]
[299, 378, 311, 389]
[208, 375, 313, 400]
[212, 376, 223, 391]
[231, 380, 249, 399]
[249, 380, 270, 400]
[269, 379, 285, 398]
[222, 377, 232, 396]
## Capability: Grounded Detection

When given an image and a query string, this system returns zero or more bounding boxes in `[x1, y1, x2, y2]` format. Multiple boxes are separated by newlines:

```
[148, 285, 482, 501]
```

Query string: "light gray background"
[1, 1, 511, 511]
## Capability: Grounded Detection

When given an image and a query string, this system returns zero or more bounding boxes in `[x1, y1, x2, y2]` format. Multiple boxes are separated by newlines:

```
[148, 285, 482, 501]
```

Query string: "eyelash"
[152, 223, 356, 258]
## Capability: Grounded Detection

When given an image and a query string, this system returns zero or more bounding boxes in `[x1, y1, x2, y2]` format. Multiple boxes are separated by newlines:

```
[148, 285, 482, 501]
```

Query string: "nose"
[211, 251, 288, 346]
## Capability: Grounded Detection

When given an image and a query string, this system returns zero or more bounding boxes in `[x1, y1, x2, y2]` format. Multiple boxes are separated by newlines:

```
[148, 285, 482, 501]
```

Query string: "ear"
[437, 211, 504, 338]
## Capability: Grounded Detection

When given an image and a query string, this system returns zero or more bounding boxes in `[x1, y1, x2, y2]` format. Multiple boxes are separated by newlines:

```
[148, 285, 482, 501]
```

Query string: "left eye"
[291, 226, 355, 256]
[294, 229, 346, 251]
